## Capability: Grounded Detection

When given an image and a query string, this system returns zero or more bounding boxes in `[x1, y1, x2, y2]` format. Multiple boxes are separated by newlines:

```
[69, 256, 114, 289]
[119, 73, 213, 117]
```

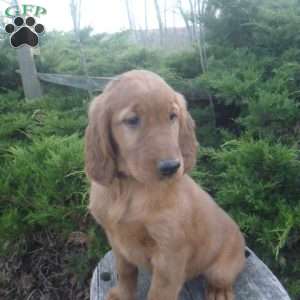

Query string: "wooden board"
[16, 70, 113, 91]
[16, 47, 42, 100]
[37, 73, 113, 91]
[90, 248, 291, 300]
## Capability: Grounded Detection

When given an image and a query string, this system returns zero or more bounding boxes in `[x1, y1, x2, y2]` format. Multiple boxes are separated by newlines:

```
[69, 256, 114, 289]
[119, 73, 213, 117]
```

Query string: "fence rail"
[16, 70, 113, 92]
[16, 70, 209, 101]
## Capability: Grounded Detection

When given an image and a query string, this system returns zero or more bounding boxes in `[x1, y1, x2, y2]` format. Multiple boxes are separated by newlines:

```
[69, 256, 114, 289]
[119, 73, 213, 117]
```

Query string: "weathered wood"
[36, 73, 113, 91]
[15, 71, 210, 101]
[90, 248, 291, 300]
[16, 47, 42, 100]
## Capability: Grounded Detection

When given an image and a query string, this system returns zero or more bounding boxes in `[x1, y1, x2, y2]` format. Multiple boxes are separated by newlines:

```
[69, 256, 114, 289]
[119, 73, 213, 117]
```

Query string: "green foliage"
[165, 50, 201, 78]
[200, 49, 264, 105]
[254, 0, 300, 57]
[193, 139, 300, 295]
[0, 90, 110, 291]
[205, 0, 300, 56]
[0, 135, 86, 246]
[37, 31, 162, 77]
[0, 112, 32, 141]
[240, 90, 300, 142]
[113, 47, 161, 74]
[0, 41, 19, 91]
[37, 31, 81, 74]
[204, 0, 261, 48]
[190, 106, 222, 146]
[1, 0, 300, 296]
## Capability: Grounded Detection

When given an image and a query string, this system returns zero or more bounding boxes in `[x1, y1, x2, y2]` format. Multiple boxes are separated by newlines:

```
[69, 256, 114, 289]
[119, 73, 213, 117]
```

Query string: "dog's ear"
[85, 95, 116, 185]
[176, 93, 198, 173]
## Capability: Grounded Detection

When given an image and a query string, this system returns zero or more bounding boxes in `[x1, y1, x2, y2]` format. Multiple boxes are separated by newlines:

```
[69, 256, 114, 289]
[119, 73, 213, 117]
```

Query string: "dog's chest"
[90, 184, 158, 268]
[108, 220, 155, 268]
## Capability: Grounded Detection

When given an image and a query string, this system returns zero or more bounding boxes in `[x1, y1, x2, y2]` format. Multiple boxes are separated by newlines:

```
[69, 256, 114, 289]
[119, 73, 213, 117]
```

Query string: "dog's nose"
[158, 160, 180, 176]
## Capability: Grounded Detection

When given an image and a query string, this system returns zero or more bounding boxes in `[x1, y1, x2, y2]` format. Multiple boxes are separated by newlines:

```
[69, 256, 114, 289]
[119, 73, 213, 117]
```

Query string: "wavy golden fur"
[85, 70, 245, 300]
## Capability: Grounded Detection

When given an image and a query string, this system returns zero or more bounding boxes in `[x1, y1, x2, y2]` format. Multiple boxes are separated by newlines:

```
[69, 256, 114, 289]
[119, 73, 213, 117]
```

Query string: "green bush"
[193, 139, 300, 295]
[0, 92, 88, 165]
[114, 47, 161, 74]
[165, 50, 201, 78]
[240, 90, 300, 142]
[30, 110, 87, 137]
[0, 112, 32, 141]
[0, 92, 108, 292]
[199, 49, 264, 106]
[0, 41, 19, 91]
[0, 135, 86, 249]
[1, 1, 300, 294]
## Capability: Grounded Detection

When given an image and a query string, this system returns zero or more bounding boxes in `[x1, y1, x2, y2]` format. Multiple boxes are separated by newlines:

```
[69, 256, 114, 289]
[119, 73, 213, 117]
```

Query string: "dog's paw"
[205, 286, 234, 300]
[5, 16, 44, 48]
[106, 287, 121, 300]
[106, 287, 136, 300]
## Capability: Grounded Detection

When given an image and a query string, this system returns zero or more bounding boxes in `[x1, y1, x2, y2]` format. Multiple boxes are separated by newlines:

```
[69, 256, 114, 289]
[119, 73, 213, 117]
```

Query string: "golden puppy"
[85, 70, 245, 300]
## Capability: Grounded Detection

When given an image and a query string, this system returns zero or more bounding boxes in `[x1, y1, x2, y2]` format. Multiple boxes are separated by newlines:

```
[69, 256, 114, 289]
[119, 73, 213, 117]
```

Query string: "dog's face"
[111, 81, 183, 183]
[85, 70, 198, 185]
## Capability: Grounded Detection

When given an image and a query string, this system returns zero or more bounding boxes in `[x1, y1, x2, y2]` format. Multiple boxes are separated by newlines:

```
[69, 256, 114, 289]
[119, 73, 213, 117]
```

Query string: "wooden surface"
[16, 71, 211, 100]
[90, 248, 291, 300]
[36, 73, 113, 91]
[16, 47, 42, 100]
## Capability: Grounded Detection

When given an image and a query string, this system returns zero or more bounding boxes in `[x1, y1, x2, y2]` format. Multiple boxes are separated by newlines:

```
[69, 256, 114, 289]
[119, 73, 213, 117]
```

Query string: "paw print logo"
[5, 16, 45, 48]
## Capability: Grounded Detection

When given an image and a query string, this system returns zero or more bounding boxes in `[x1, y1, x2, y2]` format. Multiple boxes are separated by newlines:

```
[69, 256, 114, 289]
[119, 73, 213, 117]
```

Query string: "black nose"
[158, 160, 180, 176]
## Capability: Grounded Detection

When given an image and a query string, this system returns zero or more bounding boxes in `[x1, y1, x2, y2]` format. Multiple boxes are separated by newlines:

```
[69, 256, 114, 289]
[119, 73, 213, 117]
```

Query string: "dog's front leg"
[106, 249, 138, 300]
[147, 252, 186, 300]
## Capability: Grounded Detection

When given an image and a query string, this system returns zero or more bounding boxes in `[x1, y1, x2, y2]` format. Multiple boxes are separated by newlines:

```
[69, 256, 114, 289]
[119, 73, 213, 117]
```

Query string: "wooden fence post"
[11, 0, 42, 100]
[16, 46, 43, 100]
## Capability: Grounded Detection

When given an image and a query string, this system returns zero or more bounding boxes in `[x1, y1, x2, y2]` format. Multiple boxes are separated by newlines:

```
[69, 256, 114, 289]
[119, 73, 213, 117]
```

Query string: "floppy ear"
[177, 93, 198, 173]
[84, 95, 116, 185]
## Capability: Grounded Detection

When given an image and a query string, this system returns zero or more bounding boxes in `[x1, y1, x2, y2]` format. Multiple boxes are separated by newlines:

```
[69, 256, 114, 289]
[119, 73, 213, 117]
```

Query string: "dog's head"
[85, 70, 198, 185]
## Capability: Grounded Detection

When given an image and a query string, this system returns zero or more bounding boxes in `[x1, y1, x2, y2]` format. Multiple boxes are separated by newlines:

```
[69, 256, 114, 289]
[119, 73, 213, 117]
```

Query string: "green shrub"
[0, 135, 86, 249]
[193, 139, 300, 296]
[0, 112, 33, 141]
[165, 50, 201, 78]
[114, 47, 161, 74]
[0, 91, 24, 113]
[30, 110, 87, 137]
[1, 6, 300, 294]
[240, 90, 300, 143]
[0, 90, 106, 262]
[0, 41, 19, 91]
[199, 49, 264, 106]
[0, 93, 89, 167]
[190, 106, 221, 146]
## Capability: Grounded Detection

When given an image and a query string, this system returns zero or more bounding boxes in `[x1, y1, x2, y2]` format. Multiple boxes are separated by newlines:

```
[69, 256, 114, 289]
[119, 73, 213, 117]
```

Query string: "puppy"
[85, 70, 245, 300]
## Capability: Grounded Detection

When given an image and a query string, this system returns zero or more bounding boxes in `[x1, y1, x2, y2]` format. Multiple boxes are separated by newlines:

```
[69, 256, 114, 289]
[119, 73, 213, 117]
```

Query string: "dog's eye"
[124, 116, 140, 127]
[170, 112, 177, 121]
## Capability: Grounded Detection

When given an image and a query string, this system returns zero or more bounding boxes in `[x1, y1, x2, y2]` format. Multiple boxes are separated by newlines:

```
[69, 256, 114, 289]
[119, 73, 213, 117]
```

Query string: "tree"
[70, 0, 92, 98]
[177, 0, 194, 42]
[124, 0, 137, 42]
[144, 0, 149, 32]
[153, 0, 164, 46]
[177, 0, 215, 126]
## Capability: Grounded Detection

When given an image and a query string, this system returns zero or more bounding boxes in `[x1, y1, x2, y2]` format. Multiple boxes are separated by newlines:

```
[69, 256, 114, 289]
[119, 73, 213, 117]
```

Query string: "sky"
[0, 0, 185, 33]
